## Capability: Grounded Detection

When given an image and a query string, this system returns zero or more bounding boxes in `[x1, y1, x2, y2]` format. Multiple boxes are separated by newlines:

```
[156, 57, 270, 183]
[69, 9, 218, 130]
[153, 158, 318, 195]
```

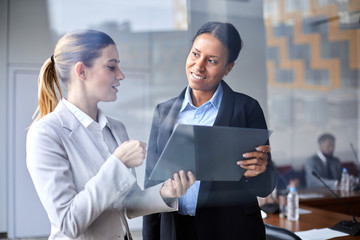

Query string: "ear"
[224, 62, 234, 76]
[74, 62, 87, 81]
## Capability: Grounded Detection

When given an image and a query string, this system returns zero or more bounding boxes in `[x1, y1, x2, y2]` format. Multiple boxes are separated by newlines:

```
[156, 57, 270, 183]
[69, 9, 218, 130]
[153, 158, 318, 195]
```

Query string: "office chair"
[265, 223, 302, 240]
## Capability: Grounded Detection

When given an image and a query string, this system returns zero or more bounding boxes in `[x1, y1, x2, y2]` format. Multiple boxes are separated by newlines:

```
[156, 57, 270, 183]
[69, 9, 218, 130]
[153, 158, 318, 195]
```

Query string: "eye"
[208, 59, 217, 64]
[192, 52, 199, 57]
[108, 66, 115, 71]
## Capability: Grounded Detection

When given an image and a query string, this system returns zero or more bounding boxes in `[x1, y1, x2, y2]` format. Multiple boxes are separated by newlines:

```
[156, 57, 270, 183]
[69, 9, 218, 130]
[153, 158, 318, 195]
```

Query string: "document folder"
[149, 124, 272, 181]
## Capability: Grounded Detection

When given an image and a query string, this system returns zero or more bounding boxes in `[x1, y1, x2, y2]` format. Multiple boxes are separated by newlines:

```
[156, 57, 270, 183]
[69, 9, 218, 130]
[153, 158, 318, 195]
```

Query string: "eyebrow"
[194, 47, 219, 59]
[108, 59, 120, 64]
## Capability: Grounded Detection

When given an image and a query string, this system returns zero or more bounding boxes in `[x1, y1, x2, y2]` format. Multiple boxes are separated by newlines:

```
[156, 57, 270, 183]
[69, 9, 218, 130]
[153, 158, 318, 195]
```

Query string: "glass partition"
[264, 0, 360, 188]
[46, 0, 360, 192]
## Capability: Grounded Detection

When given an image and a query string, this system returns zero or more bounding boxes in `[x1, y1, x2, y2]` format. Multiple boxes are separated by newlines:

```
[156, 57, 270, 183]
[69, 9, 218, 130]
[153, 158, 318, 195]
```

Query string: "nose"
[116, 67, 125, 81]
[194, 58, 206, 72]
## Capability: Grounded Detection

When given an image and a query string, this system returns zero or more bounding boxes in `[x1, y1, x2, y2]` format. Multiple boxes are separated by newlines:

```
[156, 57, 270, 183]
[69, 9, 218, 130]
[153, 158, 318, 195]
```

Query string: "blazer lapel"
[55, 101, 106, 171]
[213, 80, 236, 127]
[107, 117, 129, 145]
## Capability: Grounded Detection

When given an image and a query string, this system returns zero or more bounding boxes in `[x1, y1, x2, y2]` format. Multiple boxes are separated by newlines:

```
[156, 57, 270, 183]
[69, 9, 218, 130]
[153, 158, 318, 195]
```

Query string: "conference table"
[262, 187, 360, 239]
[263, 206, 360, 239]
[298, 188, 360, 217]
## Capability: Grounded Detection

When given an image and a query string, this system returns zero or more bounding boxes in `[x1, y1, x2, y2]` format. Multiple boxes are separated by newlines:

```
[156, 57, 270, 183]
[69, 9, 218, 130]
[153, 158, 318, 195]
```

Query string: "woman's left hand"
[160, 170, 196, 199]
[237, 145, 271, 178]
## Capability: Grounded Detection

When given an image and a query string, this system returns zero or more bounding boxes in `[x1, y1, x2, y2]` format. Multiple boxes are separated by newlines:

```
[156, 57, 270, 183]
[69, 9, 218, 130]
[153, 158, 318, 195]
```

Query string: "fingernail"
[243, 153, 249, 157]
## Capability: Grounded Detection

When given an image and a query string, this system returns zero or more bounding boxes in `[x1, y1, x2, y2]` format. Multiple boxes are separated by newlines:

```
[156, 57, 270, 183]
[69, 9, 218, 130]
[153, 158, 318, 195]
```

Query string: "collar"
[62, 98, 109, 129]
[317, 150, 327, 163]
[180, 83, 223, 112]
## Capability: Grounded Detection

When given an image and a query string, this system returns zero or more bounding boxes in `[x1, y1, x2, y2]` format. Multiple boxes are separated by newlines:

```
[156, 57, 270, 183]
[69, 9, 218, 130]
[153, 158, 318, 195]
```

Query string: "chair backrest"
[265, 223, 302, 240]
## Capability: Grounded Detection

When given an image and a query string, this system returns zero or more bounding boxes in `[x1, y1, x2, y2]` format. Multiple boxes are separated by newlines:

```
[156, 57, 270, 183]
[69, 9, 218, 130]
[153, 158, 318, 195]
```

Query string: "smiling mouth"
[191, 72, 206, 80]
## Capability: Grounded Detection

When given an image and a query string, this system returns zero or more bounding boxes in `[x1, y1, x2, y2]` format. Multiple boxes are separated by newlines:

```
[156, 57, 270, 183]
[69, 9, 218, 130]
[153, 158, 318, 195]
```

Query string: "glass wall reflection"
[46, 0, 360, 190]
[264, 0, 360, 190]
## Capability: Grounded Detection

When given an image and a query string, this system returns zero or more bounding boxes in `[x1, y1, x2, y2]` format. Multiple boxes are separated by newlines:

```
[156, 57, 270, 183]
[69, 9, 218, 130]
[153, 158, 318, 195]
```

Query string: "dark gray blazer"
[143, 81, 277, 240]
[305, 154, 342, 188]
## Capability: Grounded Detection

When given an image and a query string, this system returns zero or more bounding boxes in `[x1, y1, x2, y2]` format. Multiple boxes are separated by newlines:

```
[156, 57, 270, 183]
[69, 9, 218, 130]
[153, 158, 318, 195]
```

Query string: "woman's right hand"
[113, 140, 147, 168]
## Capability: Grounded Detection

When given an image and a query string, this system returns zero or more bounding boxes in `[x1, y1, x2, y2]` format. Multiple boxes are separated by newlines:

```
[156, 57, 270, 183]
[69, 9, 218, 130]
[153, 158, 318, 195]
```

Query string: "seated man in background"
[305, 133, 342, 188]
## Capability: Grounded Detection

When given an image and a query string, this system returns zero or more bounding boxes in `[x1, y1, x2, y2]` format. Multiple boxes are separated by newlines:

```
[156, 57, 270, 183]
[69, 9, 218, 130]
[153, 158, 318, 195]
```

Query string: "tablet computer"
[149, 124, 272, 181]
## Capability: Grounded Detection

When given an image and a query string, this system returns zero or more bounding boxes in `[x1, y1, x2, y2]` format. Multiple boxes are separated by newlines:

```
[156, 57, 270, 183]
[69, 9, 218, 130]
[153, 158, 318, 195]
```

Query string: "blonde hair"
[32, 57, 62, 122]
[32, 30, 115, 123]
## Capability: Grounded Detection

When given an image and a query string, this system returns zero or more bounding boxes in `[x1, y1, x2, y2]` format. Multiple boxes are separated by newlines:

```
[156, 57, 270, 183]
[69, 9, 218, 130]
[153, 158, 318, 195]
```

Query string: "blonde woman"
[26, 29, 195, 240]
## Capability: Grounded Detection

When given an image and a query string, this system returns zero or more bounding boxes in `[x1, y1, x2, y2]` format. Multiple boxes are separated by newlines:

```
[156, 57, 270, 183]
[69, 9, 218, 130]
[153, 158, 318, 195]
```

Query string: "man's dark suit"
[305, 154, 342, 188]
[143, 81, 277, 240]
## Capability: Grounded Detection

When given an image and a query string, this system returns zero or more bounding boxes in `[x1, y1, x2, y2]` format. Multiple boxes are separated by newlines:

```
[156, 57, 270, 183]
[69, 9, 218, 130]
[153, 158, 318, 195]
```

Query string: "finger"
[141, 148, 147, 158]
[163, 178, 171, 188]
[238, 162, 260, 170]
[167, 178, 176, 193]
[179, 170, 187, 194]
[140, 141, 147, 148]
[173, 173, 181, 197]
[238, 158, 262, 166]
[243, 158, 268, 166]
[242, 151, 268, 160]
[130, 140, 145, 149]
[244, 166, 267, 177]
[171, 179, 176, 190]
[161, 178, 175, 198]
[120, 140, 130, 146]
[176, 171, 186, 196]
[187, 171, 196, 185]
[237, 160, 267, 173]
[255, 145, 271, 153]
[243, 168, 261, 177]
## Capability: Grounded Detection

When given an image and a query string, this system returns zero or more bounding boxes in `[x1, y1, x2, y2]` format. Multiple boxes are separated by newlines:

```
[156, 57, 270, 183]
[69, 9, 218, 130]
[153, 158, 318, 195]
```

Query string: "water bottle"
[287, 187, 299, 221]
[340, 168, 350, 191]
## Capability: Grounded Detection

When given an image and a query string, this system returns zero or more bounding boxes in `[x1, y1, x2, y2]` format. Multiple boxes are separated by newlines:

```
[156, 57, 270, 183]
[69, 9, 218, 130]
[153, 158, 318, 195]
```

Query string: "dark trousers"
[176, 213, 198, 240]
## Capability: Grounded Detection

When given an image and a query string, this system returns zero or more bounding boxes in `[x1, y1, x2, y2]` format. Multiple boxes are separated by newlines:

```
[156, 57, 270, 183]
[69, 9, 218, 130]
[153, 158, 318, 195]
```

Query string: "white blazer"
[26, 100, 177, 240]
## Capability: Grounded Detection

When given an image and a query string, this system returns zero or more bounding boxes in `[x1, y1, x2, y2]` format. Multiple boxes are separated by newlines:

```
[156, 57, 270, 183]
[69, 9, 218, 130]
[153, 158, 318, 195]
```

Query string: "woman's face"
[84, 44, 124, 103]
[185, 33, 234, 94]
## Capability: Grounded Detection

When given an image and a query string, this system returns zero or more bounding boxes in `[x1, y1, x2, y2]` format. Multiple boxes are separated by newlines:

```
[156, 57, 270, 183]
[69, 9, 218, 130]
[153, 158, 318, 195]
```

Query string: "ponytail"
[32, 57, 63, 123]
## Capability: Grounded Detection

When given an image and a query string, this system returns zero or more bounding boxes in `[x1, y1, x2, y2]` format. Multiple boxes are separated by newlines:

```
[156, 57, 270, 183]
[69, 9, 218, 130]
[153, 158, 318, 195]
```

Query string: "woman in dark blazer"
[143, 22, 277, 240]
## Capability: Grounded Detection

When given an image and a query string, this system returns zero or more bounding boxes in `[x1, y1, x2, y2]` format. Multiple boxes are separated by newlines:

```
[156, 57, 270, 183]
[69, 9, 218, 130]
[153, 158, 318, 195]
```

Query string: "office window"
[264, 0, 360, 172]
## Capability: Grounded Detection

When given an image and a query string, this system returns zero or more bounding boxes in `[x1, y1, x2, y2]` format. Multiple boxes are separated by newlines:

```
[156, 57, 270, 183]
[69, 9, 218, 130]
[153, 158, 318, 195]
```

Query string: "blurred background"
[0, 0, 359, 238]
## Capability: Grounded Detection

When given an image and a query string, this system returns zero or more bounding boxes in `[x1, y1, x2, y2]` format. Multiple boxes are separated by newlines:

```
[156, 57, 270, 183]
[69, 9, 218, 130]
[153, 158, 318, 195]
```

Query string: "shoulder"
[222, 81, 261, 109]
[156, 85, 186, 111]
[155, 97, 178, 111]
[306, 155, 320, 165]
[29, 112, 61, 134]
[232, 91, 263, 118]
[234, 92, 259, 106]
[27, 112, 63, 146]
